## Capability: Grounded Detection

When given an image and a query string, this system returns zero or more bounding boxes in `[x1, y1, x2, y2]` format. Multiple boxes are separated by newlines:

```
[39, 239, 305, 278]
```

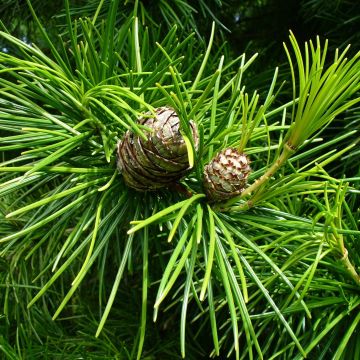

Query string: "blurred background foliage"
[2, 0, 359, 96]
[2, 0, 359, 56]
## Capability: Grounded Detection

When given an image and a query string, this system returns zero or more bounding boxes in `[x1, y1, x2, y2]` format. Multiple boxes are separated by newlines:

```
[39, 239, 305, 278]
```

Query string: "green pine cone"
[204, 148, 251, 202]
[117, 106, 198, 191]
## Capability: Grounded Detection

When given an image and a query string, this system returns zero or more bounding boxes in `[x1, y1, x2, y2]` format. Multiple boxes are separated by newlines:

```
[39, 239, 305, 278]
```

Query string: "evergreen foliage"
[1, 1, 360, 359]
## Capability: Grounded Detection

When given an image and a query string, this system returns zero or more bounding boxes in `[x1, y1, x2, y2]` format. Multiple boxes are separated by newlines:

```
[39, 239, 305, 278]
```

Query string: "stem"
[339, 248, 360, 286]
[170, 183, 194, 198]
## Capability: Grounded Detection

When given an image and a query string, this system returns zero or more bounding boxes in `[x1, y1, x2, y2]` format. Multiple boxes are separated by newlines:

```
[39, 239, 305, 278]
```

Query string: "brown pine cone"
[204, 148, 251, 202]
[117, 107, 198, 191]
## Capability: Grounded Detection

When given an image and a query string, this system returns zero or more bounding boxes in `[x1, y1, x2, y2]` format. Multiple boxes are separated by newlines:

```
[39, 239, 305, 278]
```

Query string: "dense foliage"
[1, 1, 360, 359]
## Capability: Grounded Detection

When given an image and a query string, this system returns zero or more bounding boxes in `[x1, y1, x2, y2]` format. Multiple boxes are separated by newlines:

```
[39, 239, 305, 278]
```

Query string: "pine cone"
[203, 148, 251, 202]
[117, 107, 198, 191]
